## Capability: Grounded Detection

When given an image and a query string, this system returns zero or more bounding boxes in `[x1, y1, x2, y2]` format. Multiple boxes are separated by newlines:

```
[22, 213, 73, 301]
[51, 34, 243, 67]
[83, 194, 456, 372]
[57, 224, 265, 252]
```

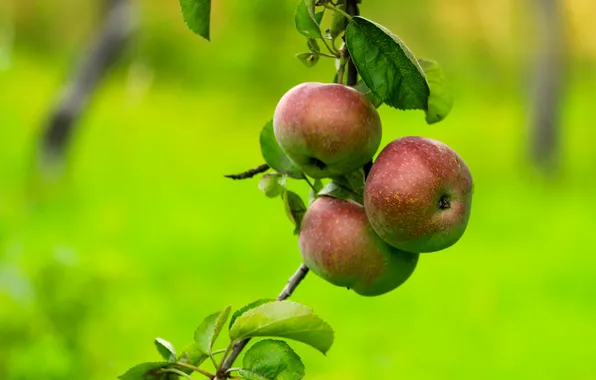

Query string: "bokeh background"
[1, 0, 595, 379]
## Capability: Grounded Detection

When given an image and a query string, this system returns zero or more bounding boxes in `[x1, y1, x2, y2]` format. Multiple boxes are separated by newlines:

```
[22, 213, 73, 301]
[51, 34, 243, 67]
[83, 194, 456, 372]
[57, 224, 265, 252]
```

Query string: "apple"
[364, 136, 473, 253]
[273, 82, 382, 179]
[299, 196, 418, 296]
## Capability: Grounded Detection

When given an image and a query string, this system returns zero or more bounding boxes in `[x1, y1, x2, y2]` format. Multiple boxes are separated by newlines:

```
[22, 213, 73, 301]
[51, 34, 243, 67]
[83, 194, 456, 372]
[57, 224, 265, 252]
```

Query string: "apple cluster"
[273, 82, 473, 296]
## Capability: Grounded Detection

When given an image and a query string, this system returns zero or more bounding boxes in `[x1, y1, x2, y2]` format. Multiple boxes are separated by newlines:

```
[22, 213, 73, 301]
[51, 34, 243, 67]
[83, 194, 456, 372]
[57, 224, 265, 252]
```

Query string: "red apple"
[364, 136, 473, 253]
[273, 82, 382, 179]
[299, 196, 418, 296]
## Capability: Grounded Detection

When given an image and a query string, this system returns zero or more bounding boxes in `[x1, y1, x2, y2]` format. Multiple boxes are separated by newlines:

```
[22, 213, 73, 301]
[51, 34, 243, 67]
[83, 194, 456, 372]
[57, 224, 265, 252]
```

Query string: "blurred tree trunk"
[38, 0, 136, 174]
[529, 0, 566, 175]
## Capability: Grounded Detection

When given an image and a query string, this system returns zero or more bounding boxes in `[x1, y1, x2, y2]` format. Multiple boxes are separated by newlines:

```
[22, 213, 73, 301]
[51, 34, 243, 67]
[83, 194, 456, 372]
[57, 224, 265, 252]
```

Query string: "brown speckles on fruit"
[273, 82, 382, 179]
[299, 196, 418, 296]
[364, 136, 473, 253]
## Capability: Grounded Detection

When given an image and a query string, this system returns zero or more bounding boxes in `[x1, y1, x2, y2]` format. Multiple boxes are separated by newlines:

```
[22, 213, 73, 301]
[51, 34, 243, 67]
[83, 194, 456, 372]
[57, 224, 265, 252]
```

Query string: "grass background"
[1, 0, 595, 379]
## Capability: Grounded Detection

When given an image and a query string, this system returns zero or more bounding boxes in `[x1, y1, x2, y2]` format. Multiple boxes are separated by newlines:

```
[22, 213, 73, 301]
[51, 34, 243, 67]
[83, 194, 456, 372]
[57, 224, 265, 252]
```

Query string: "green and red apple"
[299, 196, 418, 296]
[364, 136, 473, 253]
[273, 82, 382, 179]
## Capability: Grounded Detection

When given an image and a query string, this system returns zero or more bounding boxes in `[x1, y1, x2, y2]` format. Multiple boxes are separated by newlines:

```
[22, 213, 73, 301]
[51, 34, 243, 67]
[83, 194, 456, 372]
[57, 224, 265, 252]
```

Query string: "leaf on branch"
[307, 38, 320, 53]
[320, 170, 364, 203]
[229, 299, 275, 330]
[295, 1, 323, 38]
[239, 340, 305, 380]
[345, 17, 430, 111]
[327, 1, 347, 41]
[418, 59, 453, 124]
[315, 11, 324, 24]
[259, 174, 286, 198]
[194, 305, 231, 355]
[318, 181, 362, 204]
[296, 53, 320, 68]
[154, 338, 176, 362]
[282, 190, 307, 234]
[229, 300, 334, 354]
[179, 0, 212, 41]
[176, 343, 208, 375]
[352, 80, 383, 108]
[259, 121, 304, 179]
[342, 169, 365, 196]
[118, 362, 170, 380]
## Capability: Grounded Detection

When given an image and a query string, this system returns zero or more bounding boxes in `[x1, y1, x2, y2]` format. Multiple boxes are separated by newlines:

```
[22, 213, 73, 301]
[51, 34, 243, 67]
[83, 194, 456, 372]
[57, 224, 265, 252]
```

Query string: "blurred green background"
[1, 0, 595, 379]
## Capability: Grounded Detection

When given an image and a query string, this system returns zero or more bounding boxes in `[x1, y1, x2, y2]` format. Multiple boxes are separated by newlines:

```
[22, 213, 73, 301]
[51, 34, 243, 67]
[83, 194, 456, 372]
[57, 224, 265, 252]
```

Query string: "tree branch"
[38, 0, 136, 172]
[175, 362, 215, 379]
[529, 0, 565, 176]
[215, 264, 310, 379]
[224, 164, 270, 180]
[216, 3, 360, 378]
[345, 0, 360, 86]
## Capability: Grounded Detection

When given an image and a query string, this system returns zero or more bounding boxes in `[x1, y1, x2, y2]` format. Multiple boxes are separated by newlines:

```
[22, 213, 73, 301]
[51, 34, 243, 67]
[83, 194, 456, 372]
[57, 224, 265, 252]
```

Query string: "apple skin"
[299, 196, 418, 296]
[273, 82, 382, 179]
[364, 136, 473, 253]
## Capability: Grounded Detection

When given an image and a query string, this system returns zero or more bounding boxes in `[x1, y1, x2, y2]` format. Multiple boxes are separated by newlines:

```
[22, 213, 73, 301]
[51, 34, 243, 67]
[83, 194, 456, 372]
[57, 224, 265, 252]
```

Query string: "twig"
[161, 368, 199, 380]
[303, 176, 317, 192]
[318, 52, 339, 59]
[320, 34, 339, 56]
[277, 263, 310, 300]
[224, 164, 270, 180]
[216, 4, 359, 379]
[175, 362, 215, 379]
[337, 61, 345, 84]
[215, 264, 310, 379]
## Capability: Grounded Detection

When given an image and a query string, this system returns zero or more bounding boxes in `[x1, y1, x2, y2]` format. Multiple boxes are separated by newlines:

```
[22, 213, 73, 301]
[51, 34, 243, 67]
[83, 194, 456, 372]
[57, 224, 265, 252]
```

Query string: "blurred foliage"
[0, 0, 595, 379]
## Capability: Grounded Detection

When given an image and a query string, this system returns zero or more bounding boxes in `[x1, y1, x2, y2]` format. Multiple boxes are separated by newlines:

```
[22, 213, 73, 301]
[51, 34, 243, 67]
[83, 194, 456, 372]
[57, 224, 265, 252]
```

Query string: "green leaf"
[323, 171, 364, 202]
[176, 343, 208, 375]
[282, 191, 307, 234]
[154, 338, 176, 362]
[259, 121, 304, 180]
[229, 300, 334, 354]
[296, 53, 320, 68]
[307, 38, 320, 53]
[295, 1, 322, 38]
[318, 181, 362, 204]
[345, 16, 430, 111]
[194, 305, 231, 355]
[315, 11, 324, 25]
[230, 299, 275, 330]
[352, 80, 383, 108]
[327, 1, 346, 40]
[118, 362, 169, 380]
[418, 59, 453, 124]
[342, 169, 365, 196]
[179, 0, 212, 41]
[239, 340, 305, 380]
[259, 174, 286, 198]
[308, 179, 324, 205]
